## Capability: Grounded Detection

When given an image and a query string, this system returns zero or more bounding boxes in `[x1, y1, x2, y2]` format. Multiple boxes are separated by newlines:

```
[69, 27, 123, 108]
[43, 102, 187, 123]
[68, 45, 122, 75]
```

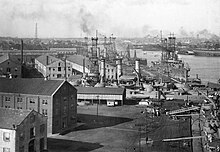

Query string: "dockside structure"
[0, 78, 77, 135]
[76, 87, 125, 106]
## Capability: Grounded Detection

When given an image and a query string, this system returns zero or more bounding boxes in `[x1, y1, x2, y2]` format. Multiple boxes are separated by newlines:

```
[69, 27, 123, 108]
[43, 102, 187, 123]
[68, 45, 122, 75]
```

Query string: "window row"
[48, 74, 71, 78]
[4, 97, 48, 105]
[48, 67, 71, 71]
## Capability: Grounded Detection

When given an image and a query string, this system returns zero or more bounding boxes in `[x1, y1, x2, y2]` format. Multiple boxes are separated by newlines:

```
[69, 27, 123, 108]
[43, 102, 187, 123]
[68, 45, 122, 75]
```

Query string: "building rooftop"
[76, 87, 125, 95]
[67, 55, 92, 68]
[0, 78, 64, 96]
[0, 53, 21, 64]
[0, 108, 31, 129]
[35, 54, 60, 66]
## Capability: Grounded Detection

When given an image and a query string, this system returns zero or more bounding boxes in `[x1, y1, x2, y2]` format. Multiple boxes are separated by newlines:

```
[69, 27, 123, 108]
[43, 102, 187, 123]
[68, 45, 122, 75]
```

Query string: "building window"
[53, 74, 55, 77]
[17, 97, 22, 103]
[30, 127, 35, 138]
[112, 69, 114, 72]
[57, 74, 61, 78]
[40, 124, 45, 134]
[17, 107, 22, 109]
[6, 68, 11, 72]
[30, 114, 35, 123]
[42, 99, 48, 105]
[3, 132, 10, 142]
[19, 132, 25, 141]
[42, 109, 48, 116]
[108, 69, 110, 72]
[55, 108, 59, 115]
[70, 103, 74, 109]
[58, 67, 61, 71]
[19, 146, 24, 152]
[5, 97, 10, 102]
[29, 98, 35, 104]
[63, 106, 67, 114]
[68, 67, 71, 71]
[5, 106, 10, 108]
[49, 67, 51, 71]
[40, 138, 45, 151]
[58, 62, 61, 66]
[15, 68, 18, 71]
[3, 148, 10, 152]
[53, 68, 55, 71]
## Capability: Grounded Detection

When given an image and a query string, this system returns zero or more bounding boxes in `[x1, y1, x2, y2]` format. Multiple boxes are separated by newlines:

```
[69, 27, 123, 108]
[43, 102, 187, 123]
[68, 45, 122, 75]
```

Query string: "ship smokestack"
[135, 59, 140, 74]
[100, 58, 105, 84]
[116, 58, 122, 83]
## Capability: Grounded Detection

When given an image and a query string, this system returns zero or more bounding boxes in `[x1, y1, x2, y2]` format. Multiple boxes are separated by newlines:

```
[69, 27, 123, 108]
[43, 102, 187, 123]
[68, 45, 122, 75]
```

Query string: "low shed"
[76, 87, 126, 105]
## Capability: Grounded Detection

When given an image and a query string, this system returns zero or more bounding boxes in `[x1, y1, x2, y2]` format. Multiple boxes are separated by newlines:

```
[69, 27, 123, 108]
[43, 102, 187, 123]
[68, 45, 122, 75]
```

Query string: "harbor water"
[134, 50, 220, 83]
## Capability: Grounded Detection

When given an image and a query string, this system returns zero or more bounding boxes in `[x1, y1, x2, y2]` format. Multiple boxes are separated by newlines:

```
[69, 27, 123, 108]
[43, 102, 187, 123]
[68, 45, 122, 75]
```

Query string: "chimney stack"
[46, 55, 49, 65]
[100, 58, 105, 84]
[21, 39, 24, 65]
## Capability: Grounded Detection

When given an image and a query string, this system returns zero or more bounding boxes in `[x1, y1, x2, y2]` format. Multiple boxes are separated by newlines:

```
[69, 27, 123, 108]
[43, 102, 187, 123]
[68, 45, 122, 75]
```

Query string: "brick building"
[0, 78, 77, 135]
[0, 108, 47, 152]
[35, 54, 72, 80]
[0, 54, 21, 78]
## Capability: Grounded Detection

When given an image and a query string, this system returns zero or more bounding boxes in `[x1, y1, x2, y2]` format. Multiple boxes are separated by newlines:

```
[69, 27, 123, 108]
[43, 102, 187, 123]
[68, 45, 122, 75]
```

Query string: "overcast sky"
[0, 0, 220, 38]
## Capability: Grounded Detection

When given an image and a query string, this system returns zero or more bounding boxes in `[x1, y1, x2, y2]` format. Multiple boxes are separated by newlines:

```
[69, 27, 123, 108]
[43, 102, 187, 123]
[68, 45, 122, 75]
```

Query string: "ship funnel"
[116, 58, 123, 82]
[135, 59, 140, 74]
[100, 58, 105, 84]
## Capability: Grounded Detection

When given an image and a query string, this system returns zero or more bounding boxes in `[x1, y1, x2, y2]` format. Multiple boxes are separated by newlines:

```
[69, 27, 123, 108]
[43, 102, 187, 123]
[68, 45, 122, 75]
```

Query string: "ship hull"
[193, 49, 220, 57]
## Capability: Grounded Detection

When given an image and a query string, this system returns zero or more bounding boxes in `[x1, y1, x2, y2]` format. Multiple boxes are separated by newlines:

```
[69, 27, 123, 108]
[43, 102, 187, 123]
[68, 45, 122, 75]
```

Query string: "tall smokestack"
[21, 39, 24, 65]
[100, 58, 105, 84]
[46, 55, 49, 65]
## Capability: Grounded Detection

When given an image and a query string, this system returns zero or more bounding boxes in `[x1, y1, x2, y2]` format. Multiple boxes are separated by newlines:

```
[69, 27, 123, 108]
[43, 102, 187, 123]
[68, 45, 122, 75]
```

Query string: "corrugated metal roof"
[67, 55, 92, 67]
[76, 87, 125, 95]
[0, 108, 31, 129]
[35, 54, 59, 66]
[0, 78, 64, 96]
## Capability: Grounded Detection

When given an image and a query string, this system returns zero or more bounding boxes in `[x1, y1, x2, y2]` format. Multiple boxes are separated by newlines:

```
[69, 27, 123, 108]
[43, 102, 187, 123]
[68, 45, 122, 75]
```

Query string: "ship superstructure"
[153, 33, 190, 82]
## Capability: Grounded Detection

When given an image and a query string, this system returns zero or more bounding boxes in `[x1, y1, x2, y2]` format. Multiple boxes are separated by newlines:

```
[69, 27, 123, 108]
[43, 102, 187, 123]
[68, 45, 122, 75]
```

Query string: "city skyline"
[0, 0, 220, 38]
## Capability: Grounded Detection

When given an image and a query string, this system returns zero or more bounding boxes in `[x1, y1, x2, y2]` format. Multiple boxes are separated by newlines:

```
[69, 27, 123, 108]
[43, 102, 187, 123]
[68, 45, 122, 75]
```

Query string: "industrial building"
[35, 54, 72, 79]
[0, 54, 22, 78]
[0, 78, 77, 135]
[76, 87, 125, 106]
[0, 108, 47, 152]
[67, 54, 92, 75]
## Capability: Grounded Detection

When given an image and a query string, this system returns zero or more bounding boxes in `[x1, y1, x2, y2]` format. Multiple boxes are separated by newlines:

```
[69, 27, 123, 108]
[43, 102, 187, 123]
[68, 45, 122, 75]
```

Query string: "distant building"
[0, 78, 77, 135]
[49, 48, 77, 55]
[0, 108, 47, 152]
[103, 60, 117, 81]
[35, 54, 72, 79]
[0, 54, 21, 78]
[67, 54, 92, 75]
[76, 87, 125, 106]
